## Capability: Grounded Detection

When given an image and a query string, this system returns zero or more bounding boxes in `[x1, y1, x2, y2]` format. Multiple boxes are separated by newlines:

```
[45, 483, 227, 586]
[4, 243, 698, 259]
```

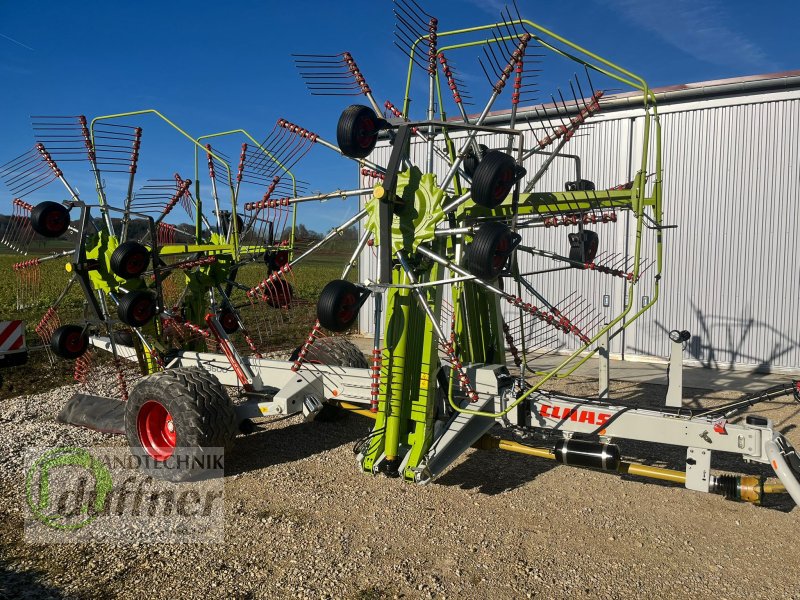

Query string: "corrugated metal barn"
[357, 71, 800, 372]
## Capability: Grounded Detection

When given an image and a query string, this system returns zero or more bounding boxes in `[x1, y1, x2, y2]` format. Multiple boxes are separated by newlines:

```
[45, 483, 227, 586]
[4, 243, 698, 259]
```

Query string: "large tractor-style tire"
[30, 201, 70, 238]
[290, 335, 369, 369]
[336, 105, 381, 159]
[125, 367, 237, 481]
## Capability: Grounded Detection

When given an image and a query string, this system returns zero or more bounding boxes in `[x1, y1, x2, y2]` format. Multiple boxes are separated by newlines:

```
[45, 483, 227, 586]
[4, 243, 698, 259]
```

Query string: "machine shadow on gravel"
[0, 558, 72, 600]
[224, 413, 369, 476]
[436, 447, 558, 495]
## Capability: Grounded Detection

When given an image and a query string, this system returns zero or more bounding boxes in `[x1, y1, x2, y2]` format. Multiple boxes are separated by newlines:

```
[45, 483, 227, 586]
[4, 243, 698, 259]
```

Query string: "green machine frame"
[356, 17, 662, 480]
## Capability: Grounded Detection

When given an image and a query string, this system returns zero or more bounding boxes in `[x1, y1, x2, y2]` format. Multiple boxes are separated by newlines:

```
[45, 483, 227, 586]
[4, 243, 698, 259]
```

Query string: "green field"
[0, 244, 357, 399]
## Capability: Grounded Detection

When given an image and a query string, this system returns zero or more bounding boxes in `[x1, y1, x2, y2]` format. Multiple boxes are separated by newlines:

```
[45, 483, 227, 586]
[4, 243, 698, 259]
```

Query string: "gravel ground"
[1, 370, 800, 599]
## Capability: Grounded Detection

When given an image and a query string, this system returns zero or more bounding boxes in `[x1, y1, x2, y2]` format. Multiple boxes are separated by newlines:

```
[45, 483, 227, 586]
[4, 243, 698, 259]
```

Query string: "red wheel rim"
[220, 311, 239, 333]
[124, 252, 147, 276]
[63, 330, 86, 354]
[492, 234, 511, 272]
[492, 167, 515, 202]
[44, 208, 66, 234]
[356, 115, 376, 149]
[337, 292, 357, 326]
[131, 297, 154, 324]
[274, 250, 289, 268]
[137, 400, 176, 461]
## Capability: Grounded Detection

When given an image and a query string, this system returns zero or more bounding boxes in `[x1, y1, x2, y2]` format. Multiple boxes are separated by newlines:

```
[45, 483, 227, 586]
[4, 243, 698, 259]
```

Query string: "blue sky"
[1, 0, 796, 232]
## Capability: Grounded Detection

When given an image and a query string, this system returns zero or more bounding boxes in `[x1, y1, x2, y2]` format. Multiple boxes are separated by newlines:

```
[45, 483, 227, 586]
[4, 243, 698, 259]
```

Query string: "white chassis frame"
[91, 336, 800, 505]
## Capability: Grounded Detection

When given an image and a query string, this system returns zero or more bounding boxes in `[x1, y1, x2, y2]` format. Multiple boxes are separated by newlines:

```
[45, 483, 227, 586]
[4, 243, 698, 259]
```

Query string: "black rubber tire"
[565, 179, 595, 191]
[568, 230, 600, 265]
[125, 367, 237, 481]
[117, 290, 156, 327]
[466, 222, 520, 280]
[337, 105, 380, 159]
[264, 280, 294, 308]
[112, 330, 135, 347]
[110, 241, 150, 279]
[224, 213, 244, 239]
[264, 250, 290, 274]
[471, 150, 517, 208]
[219, 309, 240, 334]
[30, 201, 70, 238]
[50, 324, 89, 359]
[317, 279, 362, 332]
[463, 144, 489, 178]
[289, 336, 369, 368]
[289, 337, 369, 422]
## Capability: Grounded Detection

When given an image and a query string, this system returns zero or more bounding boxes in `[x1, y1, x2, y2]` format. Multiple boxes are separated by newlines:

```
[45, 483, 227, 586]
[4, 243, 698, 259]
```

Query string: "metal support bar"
[665, 338, 684, 408]
[378, 124, 413, 283]
[598, 327, 609, 400]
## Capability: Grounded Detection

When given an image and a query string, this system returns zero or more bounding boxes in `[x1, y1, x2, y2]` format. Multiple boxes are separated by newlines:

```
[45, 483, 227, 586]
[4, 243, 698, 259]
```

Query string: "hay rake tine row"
[246, 208, 369, 300]
[1, 199, 37, 253]
[293, 52, 383, 115]
[205, 144, 227, 236]
[1, 107, 309, 396]
[442, 35, 531, 196]
[276, 117, 386, 174]
[196, 128, 303, 253]
[0, 146, 61, 199]
[416, 244, 591, 345]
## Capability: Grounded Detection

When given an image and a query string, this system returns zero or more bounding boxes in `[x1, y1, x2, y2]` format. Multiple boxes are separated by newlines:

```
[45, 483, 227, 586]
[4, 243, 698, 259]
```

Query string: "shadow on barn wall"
[630, 301, 799, 373]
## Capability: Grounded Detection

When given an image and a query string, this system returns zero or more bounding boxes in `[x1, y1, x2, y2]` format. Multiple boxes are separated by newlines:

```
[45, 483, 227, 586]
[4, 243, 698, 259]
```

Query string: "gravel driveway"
[1, 374, 799, 599]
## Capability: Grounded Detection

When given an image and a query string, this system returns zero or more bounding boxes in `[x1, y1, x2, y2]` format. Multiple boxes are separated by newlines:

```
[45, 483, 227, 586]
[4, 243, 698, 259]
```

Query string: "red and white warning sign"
[0, 320, 26, 354]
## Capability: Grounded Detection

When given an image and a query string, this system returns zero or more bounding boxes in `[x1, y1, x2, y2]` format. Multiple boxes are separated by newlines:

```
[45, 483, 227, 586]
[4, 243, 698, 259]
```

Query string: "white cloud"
[462, 0, 509, 18]
[596, 0, 775, 71]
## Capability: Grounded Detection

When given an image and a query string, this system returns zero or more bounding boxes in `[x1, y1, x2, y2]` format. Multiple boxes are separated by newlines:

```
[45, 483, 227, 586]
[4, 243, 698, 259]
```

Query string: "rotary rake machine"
[0, 111, 306, 380]
[0, 109, 375, 447]
[2, 2, 799, 504]
[276, 1, 800, 505]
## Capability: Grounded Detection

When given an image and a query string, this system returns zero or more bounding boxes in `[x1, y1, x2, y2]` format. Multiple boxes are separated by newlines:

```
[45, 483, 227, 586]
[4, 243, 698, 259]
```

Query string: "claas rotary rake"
[1, 1, 799, 503]
[0, 111, 308, 378]
[283, 1, 800, 505]
[0, 108, 371, 466]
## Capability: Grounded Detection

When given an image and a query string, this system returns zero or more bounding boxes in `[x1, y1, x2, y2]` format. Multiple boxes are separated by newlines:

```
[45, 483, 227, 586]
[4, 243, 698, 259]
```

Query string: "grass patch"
[0, 246, 358, 399]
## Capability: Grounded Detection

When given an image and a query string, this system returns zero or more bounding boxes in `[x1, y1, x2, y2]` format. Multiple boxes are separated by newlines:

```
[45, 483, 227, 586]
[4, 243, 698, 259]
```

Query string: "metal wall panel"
[625, 97, 800, 369]
[358, 91, 800, 370]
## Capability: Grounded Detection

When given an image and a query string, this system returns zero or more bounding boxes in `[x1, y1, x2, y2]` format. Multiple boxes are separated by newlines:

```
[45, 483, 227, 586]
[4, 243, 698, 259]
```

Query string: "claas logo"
[538, 403, 612, 426]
